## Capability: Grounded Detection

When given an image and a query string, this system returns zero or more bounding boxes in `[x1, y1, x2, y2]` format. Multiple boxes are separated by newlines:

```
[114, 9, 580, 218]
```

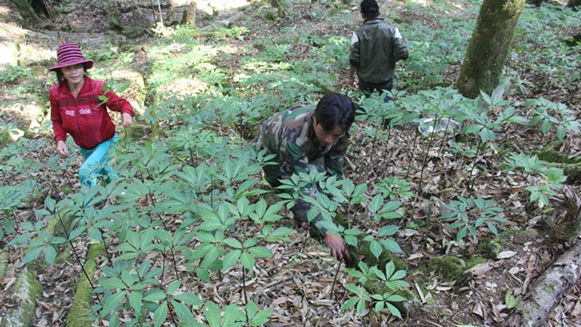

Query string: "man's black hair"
[360, 0, 379, 18]
[314, 93, 355, 133]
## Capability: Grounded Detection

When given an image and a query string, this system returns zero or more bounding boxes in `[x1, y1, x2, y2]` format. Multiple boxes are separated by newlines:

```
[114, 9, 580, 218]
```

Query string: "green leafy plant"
[343, 261, 409, 319]
[524, 97, 580, 142]
[504, 153, 567, 208]
[440, 196, 506, 242]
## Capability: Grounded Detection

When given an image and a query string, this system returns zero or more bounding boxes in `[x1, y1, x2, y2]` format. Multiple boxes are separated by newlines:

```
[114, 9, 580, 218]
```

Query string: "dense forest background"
[0, 0, 580, 326]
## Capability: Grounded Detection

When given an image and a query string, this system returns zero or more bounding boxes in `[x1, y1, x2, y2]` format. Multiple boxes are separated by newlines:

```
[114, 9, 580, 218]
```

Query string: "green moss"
[423, 256, 465, 281]
[55, 245, 72, 264]
[476, 238, 502, 259]
[0, 267, 43, 327]
[66, 243, 104, 327]
[465, 257, 486, 270]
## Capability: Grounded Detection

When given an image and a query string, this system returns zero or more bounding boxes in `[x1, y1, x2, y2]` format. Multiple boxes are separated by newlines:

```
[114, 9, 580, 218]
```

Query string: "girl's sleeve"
[50, 89, 66, 143]
[104, 89, 134, 116]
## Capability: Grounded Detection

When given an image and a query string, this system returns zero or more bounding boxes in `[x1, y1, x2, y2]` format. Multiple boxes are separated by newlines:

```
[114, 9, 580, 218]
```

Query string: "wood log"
[507, 237, 581, 327]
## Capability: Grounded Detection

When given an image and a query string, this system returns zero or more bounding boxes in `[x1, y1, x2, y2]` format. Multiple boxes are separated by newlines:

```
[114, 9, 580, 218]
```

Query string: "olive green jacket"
[350, 18, 409, 84]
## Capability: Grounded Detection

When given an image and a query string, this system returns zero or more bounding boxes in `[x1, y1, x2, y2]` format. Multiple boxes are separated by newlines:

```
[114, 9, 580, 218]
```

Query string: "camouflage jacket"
[350, 18, 409, 84]
[254, 106, 349, 234]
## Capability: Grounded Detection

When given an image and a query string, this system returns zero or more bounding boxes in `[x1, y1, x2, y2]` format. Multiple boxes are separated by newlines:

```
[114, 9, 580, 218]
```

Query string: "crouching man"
[254, 93, 356, 263]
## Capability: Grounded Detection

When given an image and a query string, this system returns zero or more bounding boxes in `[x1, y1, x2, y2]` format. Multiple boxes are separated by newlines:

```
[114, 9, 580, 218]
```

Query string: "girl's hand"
[122, 112, 133, 128]
[56, 140, 68, 157]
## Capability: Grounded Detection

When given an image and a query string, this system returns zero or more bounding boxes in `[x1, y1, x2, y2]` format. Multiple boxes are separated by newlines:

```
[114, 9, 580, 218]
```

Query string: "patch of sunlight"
[156, 77, 209, 98]
[18, 43, 54, 65]
[0, 43, 18, 66]
[109, 70, 147, 116]
[406, 0, 430, 6]
[241, 60, 291, 73]
[173, 0, 251, 15]
[216, 44, 242, 55]
[0, 22, 27, 40]
[150, 44, 218, 65]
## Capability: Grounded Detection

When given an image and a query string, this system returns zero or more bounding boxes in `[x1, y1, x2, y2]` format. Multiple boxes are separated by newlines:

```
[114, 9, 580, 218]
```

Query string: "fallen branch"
[507, 236, 581, 327]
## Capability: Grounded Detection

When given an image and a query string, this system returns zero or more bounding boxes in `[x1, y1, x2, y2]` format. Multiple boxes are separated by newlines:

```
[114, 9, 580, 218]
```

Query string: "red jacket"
[50, 76, 134, 150]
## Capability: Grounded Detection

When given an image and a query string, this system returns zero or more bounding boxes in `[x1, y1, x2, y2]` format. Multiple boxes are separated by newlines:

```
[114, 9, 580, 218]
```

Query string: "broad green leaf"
[385, 261, 395, 278]
[250, 308, 273, 326]
[385, 294, 406, 302]
[456, 226, 467, 241]
[386, 302, 402, 319]
[222, 250, 241, 269]
[369, 240, 382, 259]
[381, 239, 403, 253]
[390, 270, 407, 281]
[129, 291, 143, 313]
[371, 294, 383, 301]
[154, 301, 168, 327]
[101, 291, 126, 317]
[345, 235, 358, 247]
[240, 251, 256, 270]
[44, 196, 56, 212]
[201, 246, 220, 267]
[369, 194, 383, 214]
[248, 246, 272, 258]
[171, 299, 194, 323]
[174, 293, 203, 308]
[204, 303, 221, 327]
[243, 238, 258, 248]
[223, 303, 244, 326]
[167, 280, 181, 295]
[342, 297, 358, 310]
[22, 246, 43, 264]
[382, 201, 401, 212]
[224, 238, 243, 249]
[344, 283, 359, 294]
[246, 300, 258, 317]
[100, 277, 125, 290]
[44, 246, 57, 264]
[143, 289, 166, 302]
[356, 298, 367, 315]
[379, 225, 399, 237]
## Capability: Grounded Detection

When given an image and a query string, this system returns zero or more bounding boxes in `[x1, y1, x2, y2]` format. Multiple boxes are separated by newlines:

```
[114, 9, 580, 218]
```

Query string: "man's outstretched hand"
[324, 231, 352, 264]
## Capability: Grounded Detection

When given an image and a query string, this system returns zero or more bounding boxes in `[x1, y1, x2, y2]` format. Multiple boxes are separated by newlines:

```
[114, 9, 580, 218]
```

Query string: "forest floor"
[1, 0, 580, 326]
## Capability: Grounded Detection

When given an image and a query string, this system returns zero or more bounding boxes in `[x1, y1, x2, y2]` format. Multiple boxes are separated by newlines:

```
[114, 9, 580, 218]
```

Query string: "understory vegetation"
[0, 0, 580, 326]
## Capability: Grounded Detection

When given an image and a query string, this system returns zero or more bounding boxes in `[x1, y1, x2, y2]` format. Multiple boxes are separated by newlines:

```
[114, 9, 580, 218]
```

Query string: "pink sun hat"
[49, 42, 94, 71]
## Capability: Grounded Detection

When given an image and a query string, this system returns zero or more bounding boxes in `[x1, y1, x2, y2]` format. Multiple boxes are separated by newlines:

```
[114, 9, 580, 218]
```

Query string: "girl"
[49, 42, 134, 188]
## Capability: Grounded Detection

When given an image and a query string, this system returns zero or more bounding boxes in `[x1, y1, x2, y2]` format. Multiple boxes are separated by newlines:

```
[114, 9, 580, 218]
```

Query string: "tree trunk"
[8, 0, 59, 26]
[455, 0, 525, 99]
[8, 0, 40, 25]
[568, 0, 581, 8]
[526, 0, 543, 7]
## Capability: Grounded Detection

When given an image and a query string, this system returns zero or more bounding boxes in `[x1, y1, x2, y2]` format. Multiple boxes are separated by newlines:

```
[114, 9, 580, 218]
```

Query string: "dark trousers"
[359, 79, 393, 103]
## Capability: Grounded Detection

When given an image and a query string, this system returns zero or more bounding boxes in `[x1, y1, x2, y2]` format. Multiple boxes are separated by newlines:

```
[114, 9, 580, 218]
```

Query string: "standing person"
[254, 93, 356, 263]
[49, 42, 134, 188]
[349, 0, 409, 101]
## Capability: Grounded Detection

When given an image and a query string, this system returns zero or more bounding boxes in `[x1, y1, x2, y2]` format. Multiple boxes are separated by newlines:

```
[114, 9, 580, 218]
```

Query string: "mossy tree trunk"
[455, 0, 525, 99]
[8, 0, 58, 26]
